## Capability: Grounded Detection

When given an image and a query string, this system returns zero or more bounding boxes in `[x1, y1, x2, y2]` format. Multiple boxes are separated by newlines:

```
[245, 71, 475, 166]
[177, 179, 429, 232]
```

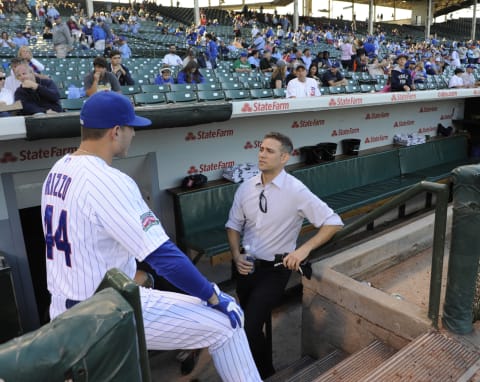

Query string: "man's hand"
[283, 247, 309, 271]
[22, 79, 38, 90]
[207, 283, 244, 328]
[233, 255, 254, 275]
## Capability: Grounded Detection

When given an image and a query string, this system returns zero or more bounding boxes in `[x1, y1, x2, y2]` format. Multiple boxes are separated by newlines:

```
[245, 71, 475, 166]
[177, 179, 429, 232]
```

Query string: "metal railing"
[311, 181, 450, 329]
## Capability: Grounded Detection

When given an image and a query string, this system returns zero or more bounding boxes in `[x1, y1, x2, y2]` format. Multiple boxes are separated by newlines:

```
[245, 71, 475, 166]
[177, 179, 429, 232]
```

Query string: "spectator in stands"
[117, 36, 131, 59]
[461, 64, 479, 88]
[412, 62, 427, 84]
[302, 48, 313, 71]
[355, 53, 369, 73]
[287, 62, 320, 98]
[367, 56, 387, 77]
[176, 61, 205, 84]
[218, 39, 230, 61]
[52, 15, 73, 59]
[108, 50, 134, 86]
[0, 70, 14, 109]
[321, 62, 348, 87]
[307, 64, 321, 86]
[67, 16, 82, 42]
[82, 21, 94, 47]
[0, 31, 15, 48]
[270, 59, 287, 89]
[12, 30, 28, 47]
[390, 54, 415, 92]
[260, 49, 276, 73]
[451, 47, 461, 68]
[317, 50, 333, 69]
[18, 46, 45, 75]
[448, 68, 465, 88]
[46, 4, 60, 20]
[226, 131, 342, 379]
[5, 57, 24, 94]
[424, 56, 441, 75]
[340, 37, 354, 71]
[204, 33, 218, 69]
[154, 67, 175, 85]
[163, 45, 183, 67]
[93, 18, 108, 52]
[251, 31, 265, 52]
[14, 63, 62, 116]
[43, 25, 53, 41]
[248, 49, 261, 70]
[234, 52, 252, 73]
[84, 56, 122, 96]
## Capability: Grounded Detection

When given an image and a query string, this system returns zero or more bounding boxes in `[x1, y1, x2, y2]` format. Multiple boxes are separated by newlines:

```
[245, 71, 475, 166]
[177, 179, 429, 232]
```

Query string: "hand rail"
[310, 181, 450, 328]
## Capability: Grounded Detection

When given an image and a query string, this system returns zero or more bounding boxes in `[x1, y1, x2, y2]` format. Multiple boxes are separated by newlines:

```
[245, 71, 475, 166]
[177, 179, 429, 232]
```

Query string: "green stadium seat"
[61, 98, 86, 111]
[249, 88, 273, 99]
[165, 91, 198, 103]
[133, 93, 167, 105]
[224, 89, 250, 101]
[170, 83, 197, 92]
[140, 84, 171, 93]
[121, 85, 142, 95]
[197, 82, 222, 91]
[196, 90, 225, 102]
[272, 88, 286, 98]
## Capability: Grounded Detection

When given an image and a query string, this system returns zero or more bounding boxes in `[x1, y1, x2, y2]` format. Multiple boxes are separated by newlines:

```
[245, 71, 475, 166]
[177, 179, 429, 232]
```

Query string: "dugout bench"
[168, 134, 474, 268]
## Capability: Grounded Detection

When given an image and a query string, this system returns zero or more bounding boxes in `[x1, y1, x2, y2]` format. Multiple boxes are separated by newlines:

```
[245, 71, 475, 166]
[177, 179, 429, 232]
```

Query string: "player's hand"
[233, 255, 254, 275]
[208, 283, 244, 329]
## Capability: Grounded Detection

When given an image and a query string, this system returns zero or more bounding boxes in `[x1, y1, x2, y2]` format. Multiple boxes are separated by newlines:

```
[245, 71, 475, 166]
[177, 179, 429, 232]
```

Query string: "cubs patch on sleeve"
[140, 211, 160, 231]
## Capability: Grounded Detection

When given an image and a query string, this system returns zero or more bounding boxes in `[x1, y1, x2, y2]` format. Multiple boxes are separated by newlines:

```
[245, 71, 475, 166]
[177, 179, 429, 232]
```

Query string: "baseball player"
[41, 92, 261, 382]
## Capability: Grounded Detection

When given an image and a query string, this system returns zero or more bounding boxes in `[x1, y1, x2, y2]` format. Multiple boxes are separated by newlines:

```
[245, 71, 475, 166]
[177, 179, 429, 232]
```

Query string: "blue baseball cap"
[80, 92, 151, 129]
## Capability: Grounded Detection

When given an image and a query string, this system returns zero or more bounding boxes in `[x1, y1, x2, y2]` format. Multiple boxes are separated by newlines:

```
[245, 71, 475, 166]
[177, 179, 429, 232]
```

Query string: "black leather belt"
[253, 259, 276, 268]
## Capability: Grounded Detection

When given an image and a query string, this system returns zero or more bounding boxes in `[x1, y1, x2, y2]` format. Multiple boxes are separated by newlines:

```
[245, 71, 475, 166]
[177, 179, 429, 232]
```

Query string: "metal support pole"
[194, 0, 200, 27]
[472, 0, 477, 42]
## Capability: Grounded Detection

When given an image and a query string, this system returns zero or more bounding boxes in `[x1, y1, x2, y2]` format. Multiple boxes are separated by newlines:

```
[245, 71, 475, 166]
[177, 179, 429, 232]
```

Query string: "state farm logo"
[185, 132, 196, 141]
[187, 165, 199, 174]
[0, 146, 76, 163]
[185, 129, 234, 141]
[418, 127, 436, 133]
[244, 140, 262, 149]
[393, 120, 414, 128]
[365, 135, 389, 143]
[0, 152, 17, 163]
[291, 119, 325, 128]
[329, 96, 363, 107]
[365, 112, 389, 119]
[241, 103, 253, 112]
[438, 90, 457, 98]
[391, 93, 416, 102]
[419, 106, 437, 112]
[241, 101, 289, 113]
[331, 127, 360, 137]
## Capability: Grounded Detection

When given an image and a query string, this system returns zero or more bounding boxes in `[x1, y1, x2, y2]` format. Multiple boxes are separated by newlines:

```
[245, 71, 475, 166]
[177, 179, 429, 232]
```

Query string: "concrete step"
[266, 349, 348, 382]
[312, 340, 396, 382]
[360, 331, 480, 381]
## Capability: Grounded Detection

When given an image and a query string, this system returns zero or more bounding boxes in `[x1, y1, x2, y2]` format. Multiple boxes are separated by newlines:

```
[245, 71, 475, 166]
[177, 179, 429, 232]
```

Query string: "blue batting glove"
[208, 283, 244, 329]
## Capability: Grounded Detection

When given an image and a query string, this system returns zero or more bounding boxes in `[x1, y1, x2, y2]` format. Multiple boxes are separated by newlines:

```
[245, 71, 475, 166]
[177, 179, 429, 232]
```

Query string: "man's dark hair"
[81, 126, 109, 141]
[93, 56, 107, 67]
[110, 50, 121, 58]
[264, 132, 293, 154]
[10, 57, 26, 66]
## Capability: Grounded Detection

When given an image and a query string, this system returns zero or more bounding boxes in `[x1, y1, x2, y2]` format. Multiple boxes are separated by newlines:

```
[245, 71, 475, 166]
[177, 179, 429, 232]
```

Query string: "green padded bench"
[0, 288, 143, 382]
[291, 148, 422, 219]
[399, 134, 475, 182]
[168, 181, 240, 264]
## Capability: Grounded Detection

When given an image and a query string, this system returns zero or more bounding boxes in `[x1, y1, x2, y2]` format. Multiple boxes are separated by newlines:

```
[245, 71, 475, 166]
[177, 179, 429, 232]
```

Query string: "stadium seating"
[61, 98, 86, 111]
[196, 90, 225, 102]
[133, 93, 167, 106]
[165, 91, 197, 103]
[224, 89, 251, 100]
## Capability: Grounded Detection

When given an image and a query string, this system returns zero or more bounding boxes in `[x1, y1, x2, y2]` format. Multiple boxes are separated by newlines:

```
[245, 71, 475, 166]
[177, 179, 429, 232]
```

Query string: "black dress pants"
[236, 263, 291, 379]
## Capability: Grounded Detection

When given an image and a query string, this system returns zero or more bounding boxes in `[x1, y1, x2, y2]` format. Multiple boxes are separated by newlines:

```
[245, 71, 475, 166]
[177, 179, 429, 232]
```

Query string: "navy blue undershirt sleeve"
[144, 239, 214, 301]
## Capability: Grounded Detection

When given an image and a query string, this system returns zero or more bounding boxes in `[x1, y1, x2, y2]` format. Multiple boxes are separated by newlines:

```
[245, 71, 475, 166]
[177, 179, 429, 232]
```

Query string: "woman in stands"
[270, 59, 287, 89]
[176, 61, 205, 84]
[307, 64, 321, 86]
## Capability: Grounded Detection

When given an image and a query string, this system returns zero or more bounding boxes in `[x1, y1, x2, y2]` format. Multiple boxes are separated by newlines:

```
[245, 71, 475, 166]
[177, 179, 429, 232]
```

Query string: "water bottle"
[243, 245, 255, 274]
